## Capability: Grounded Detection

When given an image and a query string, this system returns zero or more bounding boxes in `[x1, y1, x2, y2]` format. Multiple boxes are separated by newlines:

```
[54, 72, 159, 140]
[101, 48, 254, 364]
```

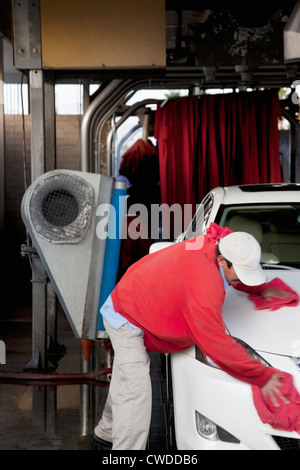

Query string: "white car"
[152, 184, 300, 450]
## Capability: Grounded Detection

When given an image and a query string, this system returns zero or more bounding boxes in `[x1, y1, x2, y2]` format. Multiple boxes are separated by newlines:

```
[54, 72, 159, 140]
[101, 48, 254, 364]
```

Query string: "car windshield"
[217, 203, 300, 268]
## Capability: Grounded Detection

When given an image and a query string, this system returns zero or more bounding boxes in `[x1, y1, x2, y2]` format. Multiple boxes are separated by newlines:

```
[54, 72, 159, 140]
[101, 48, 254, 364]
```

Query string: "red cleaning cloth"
[206, 222, 233, 242]
[248, 278, 299, 311]
[252, 370, 300, 433]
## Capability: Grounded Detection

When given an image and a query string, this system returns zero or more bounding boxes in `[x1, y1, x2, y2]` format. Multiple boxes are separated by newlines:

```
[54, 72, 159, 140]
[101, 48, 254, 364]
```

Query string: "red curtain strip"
[154, 90, 283, 211]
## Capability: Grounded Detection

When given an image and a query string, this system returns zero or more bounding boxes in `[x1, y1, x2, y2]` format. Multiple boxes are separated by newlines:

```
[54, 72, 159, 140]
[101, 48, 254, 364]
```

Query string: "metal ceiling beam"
[12, 0, 42, 70]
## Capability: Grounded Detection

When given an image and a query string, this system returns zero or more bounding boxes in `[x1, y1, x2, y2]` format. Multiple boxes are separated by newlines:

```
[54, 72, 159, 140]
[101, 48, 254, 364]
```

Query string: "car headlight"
[195, 347, 220, 368]
[196, 337, 272, 368]
[195, 412, 218, 441]
[195, 411, 240, 443]
[291, 356, 300, 372]
[233, 337, 272, 367]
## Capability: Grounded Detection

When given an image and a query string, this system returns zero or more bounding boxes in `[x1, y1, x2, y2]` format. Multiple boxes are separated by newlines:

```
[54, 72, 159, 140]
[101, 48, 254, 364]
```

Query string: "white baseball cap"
[218, 232, 266, 286]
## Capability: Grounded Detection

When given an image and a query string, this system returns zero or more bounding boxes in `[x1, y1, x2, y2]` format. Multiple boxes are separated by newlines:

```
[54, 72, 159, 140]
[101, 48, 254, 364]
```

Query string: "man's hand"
[261, 373, 290, 407]
[261, 288, 293, 301]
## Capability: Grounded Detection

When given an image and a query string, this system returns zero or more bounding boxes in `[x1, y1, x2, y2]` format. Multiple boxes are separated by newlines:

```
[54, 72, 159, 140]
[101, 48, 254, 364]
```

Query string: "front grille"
[273, 436, 300, 450]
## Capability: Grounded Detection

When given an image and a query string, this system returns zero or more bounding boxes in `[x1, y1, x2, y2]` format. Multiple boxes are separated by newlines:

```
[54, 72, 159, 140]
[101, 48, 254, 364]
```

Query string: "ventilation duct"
[284, 1, 300, 63]
[21, 170, 115, 340]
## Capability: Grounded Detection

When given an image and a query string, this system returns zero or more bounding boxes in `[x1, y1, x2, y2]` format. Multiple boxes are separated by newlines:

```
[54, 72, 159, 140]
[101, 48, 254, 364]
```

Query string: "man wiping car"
[93, 223, 293, 450]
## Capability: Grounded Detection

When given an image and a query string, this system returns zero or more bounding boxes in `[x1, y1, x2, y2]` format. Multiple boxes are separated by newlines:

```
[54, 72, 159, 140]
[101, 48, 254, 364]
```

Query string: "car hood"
[222, 270, 300, 357]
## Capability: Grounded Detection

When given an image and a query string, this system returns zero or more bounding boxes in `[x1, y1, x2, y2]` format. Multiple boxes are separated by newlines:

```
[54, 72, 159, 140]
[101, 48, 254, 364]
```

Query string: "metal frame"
[0, 37, 5, 257]
[12, 0, 42, 70]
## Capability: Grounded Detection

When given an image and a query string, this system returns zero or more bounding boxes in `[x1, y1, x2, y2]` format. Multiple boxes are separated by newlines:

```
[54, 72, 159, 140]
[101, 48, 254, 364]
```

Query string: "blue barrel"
[97, 181, 127, 332]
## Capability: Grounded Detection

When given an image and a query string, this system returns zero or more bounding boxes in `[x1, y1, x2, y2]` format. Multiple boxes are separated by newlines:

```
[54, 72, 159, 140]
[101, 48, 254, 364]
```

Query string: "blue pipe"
[97, 181, 127, 331]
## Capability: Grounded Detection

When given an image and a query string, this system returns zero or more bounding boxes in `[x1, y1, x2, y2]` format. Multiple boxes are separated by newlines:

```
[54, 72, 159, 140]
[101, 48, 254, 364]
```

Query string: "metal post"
[29, 69, 46, 180]
[12, 5, 53, 366]
[80, 82, 92, 438]
[28, 69, 59, 432]
[28, 69, 57, 370]
[13, 0, 58, 433]
[44, 71, 56, 173]
[28, 69, 47, 371]
[0, 37, 5, 256]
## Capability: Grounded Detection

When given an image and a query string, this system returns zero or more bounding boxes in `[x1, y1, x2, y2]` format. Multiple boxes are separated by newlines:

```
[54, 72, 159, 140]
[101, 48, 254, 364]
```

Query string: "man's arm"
[234, 282, 293, 300]
[188, 311, 288, 405]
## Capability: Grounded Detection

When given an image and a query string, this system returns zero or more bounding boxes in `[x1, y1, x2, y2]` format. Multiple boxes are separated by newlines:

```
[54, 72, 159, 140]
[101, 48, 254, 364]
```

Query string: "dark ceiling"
[164, 1, 299, 89]
[1, 1, 300, 88]
[166, 2, 295, 67]
[0, 0, 12, 41]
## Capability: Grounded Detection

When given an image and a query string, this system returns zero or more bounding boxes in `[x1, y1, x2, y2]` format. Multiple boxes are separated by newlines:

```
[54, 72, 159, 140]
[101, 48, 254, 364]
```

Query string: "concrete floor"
[0, 307, 168, 450]
[0, 310, 94, 450]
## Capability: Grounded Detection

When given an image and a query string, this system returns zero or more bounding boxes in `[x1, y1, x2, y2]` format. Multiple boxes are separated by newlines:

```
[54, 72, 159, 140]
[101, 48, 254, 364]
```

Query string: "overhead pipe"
[92, 79, 149, 175]
[91, 80, 134, 175]
[81, 79, 144, 173]
[106, 99, 157, 177]
[89, 79, 163, 175]
[80, 79, 124, 172]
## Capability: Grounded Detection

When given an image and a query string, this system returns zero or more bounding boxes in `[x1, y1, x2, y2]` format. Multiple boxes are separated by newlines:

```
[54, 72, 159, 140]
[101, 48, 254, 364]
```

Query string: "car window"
[182, 194, 214, 240]
[218, 204, 300, 267]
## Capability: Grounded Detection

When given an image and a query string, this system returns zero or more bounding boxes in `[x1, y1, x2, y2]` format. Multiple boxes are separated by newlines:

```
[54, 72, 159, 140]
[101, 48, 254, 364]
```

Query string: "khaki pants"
[94, 318, 152, 450]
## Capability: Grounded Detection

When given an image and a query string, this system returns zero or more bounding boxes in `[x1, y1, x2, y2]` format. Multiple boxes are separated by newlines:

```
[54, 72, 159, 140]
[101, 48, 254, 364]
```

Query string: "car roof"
[215, 183, 300, 205]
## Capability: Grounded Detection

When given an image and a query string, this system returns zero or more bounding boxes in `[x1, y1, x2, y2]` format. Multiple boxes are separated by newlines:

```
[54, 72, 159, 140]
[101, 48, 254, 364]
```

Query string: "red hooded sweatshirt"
[111, 228, 274, 388]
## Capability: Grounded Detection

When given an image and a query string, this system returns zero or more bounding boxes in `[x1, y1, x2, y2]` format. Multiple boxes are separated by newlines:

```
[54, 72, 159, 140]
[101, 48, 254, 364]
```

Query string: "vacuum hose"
[0, 367, 112, 386]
